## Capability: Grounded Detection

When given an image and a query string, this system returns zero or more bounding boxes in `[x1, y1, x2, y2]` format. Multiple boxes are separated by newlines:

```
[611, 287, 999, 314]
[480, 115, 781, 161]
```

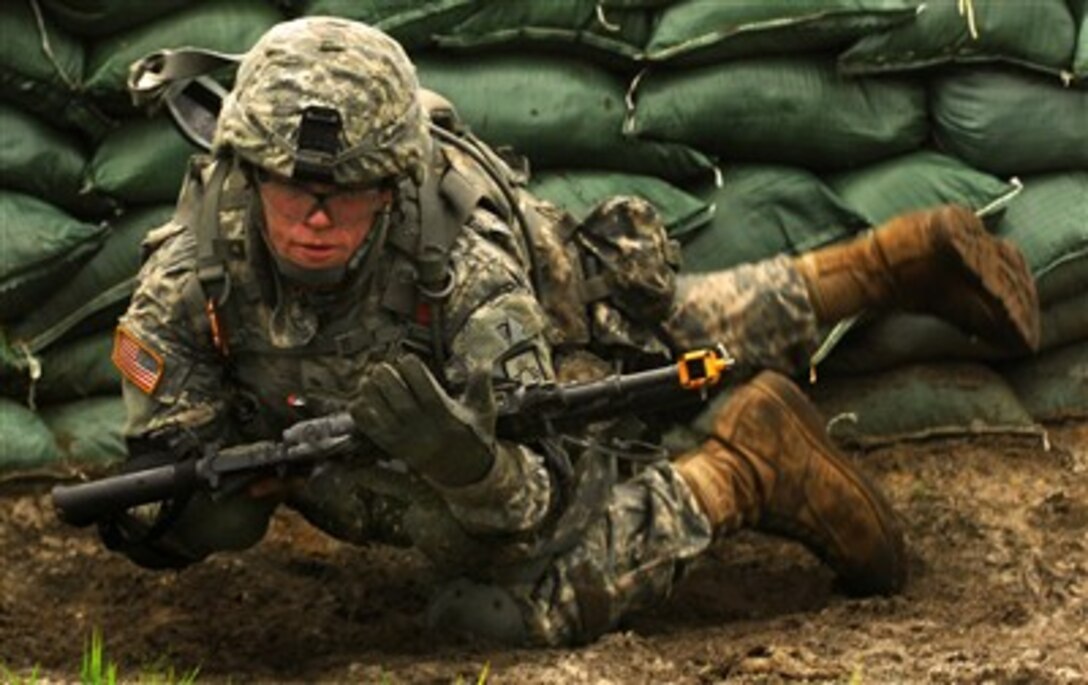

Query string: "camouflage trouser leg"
[137, 461, 416, 566]
[664, 254, 821, 377]
[287, 461, 416, 547]
[430, 462, 713, 647]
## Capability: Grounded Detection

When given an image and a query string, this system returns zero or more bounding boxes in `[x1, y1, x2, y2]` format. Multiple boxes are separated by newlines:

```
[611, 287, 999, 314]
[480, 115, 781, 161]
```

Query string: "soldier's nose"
[304, 205, 334, 228]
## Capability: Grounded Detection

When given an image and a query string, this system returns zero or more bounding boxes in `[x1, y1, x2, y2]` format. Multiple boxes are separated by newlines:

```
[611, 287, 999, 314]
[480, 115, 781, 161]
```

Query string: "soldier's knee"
[426, 578, 532, 646]
[171, 491, 278, 554]
[426, 572, 616, 647]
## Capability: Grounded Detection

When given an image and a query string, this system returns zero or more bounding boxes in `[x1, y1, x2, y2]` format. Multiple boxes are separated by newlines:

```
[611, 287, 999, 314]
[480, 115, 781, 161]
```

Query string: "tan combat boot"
[675, 371, 908, 596]
[795, 204, 1041, 353]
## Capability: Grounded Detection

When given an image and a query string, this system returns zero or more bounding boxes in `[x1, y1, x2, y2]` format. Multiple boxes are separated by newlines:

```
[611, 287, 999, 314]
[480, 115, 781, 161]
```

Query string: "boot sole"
[942, 213, 1041, 353]
[746, 372, 909, 596]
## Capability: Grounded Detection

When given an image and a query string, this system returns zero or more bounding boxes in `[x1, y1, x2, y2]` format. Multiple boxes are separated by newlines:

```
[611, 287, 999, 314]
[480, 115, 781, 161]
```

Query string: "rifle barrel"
[51, 460, 198, 528]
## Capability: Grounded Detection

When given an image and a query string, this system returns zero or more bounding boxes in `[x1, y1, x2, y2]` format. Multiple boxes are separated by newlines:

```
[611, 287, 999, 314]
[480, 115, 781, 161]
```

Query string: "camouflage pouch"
[578, 195, 679, 321]
[526, 193, 680, 356]
[577, 196, 680, 352]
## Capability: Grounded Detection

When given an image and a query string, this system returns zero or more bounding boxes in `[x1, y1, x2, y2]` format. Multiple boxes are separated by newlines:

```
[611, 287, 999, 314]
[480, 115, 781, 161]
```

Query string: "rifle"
[52, 346, 733, 527]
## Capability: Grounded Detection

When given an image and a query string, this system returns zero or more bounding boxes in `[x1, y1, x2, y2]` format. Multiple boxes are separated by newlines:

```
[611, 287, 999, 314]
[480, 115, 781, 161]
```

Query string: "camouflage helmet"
[215, 17, 431, 186]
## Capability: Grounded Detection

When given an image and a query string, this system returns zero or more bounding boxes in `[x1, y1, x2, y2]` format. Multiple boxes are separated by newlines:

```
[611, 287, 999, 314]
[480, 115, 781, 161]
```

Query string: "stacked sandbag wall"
[1, 0, 1086, 478]
[1, 0, 284, 479]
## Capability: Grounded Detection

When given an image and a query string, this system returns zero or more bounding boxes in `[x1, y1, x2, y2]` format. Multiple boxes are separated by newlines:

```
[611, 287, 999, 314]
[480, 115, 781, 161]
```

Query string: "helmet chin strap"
[262, 207, 392, 289]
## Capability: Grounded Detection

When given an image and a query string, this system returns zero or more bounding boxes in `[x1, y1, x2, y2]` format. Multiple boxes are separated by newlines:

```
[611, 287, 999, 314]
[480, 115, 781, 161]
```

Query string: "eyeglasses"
[257, 172, 389, 225]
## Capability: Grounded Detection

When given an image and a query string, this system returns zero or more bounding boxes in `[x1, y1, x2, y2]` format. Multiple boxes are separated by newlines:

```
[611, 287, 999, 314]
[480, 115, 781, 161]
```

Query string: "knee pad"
[426, 578, 529, 645]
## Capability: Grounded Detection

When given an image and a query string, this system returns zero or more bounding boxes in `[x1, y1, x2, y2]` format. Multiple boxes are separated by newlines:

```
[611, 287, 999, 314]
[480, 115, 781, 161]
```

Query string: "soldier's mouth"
[293, 244, 340, 262]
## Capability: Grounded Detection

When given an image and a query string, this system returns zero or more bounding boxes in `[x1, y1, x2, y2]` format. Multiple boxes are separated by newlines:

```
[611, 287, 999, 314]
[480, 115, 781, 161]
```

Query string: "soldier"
[102, 17, 1039, 646]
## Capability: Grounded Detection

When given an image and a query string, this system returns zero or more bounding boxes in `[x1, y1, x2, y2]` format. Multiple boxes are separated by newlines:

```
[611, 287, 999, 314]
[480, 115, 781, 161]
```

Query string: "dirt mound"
[2, 424, 1086, 683]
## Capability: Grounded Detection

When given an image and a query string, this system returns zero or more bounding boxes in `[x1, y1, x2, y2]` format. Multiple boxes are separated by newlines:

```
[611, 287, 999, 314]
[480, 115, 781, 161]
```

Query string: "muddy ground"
[2, 422, 1086, 683]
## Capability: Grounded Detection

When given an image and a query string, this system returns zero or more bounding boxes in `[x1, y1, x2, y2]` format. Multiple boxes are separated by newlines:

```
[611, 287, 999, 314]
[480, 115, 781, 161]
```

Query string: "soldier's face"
[258, 174, 392, 270]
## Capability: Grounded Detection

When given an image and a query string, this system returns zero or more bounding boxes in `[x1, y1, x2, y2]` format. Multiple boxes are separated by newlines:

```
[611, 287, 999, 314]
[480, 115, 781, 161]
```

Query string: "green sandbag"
[1036, 295, 1088, 352]
[994, 173, 1088, 304]
[820, 314, 1001, 375]
[0, 191, 107, 324]
[826, 149, 1018, 225]
[839, 0, 1076, 76]
[0, 398, 62, 472]
[10, 205, 175, 352]
[0, 102, 88, 213]
[1005, 340, 1088, 422]
[931, 67, 1088, 175]
[0, 331, 120, 404]
[303, 0, 479, 50]
[415, 54, 714, 182]
[0, 1, 82, 94]
[86, 115, 199, 204]
[41, 396, 127, 467]
[528, 170, 713, 235]
[0, 1, 110, 139]
[36, 332, 121, 404]
[645, 0, 919, 65]
[820, 294, 1088, 376]
[434, 1, 652, 66]
[627, 57, 927, 170]
[677, 165, 869, 272]
[40, 0, 194, 38]
[84, 0, 283, 108]
[809, 362, 1040, 448]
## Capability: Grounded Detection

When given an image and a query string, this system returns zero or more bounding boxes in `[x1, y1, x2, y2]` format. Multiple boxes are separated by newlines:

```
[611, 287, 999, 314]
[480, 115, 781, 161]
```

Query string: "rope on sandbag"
[622, 69, 647, 136]
[957, 0, 980, 41]
[27, 0, 78, 90]
[594, 4, 621, 33]
[976, 176, 1023, 219]
[17, 342, 42, 411]
[809, 315, 862, 384]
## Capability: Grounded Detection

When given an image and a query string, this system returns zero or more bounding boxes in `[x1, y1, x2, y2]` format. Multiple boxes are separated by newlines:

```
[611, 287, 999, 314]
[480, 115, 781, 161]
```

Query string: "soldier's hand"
[351, 355, 496, 487]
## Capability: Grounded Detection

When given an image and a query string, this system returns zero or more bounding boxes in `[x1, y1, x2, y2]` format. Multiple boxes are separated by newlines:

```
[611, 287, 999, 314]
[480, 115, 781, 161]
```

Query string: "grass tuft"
[453, 661, 491, 685]
[81, 629, 118, 685]
[0, 629, 198, 684]
[0, 662, 41, 685]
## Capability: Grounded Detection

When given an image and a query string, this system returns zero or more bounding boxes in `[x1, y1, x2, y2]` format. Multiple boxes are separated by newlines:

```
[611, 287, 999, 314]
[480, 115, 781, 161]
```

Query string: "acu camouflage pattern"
[465, 239, 823, 645]
[117, 20, 827, 639]
[215, 17, 431, 185]
[523, 191, 820, 375]
[510, 462, 712, 645]
[578, 196, 679, 324]
[524, 193, 678, 358]
[118, 219, 230, 441]
[664, 255, 821, 378]
[119, 176, 824, 647]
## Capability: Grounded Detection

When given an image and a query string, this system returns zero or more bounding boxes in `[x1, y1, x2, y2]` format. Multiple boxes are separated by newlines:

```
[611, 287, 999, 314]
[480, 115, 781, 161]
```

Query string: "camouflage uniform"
[109, 17, 824, 646]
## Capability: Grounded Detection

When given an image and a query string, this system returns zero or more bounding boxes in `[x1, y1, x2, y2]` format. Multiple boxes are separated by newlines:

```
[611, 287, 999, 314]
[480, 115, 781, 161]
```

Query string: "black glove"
[97, 437, 201, 570]
[352, 355, 497, 487]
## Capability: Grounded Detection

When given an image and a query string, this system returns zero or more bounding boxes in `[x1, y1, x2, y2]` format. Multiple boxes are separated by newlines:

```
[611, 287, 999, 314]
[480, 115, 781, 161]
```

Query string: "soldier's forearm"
[438, 443, 553, 536]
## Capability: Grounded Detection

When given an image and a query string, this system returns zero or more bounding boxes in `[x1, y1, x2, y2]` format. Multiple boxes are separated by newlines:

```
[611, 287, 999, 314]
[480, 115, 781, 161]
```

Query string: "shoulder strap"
[418, 157, 483, 295]
[411, 146, 483, 370]
[178, 156, 257, 357]
[192, 157, 233, 304]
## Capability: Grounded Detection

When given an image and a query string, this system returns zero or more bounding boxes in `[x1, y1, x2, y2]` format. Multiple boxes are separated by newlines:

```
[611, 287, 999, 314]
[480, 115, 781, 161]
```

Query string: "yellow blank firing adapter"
[677, 346, 734, 390]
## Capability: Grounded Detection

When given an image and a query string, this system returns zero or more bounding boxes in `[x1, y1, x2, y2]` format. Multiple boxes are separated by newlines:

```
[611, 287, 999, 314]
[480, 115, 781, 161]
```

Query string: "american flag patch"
[112, 327, 164, 395]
